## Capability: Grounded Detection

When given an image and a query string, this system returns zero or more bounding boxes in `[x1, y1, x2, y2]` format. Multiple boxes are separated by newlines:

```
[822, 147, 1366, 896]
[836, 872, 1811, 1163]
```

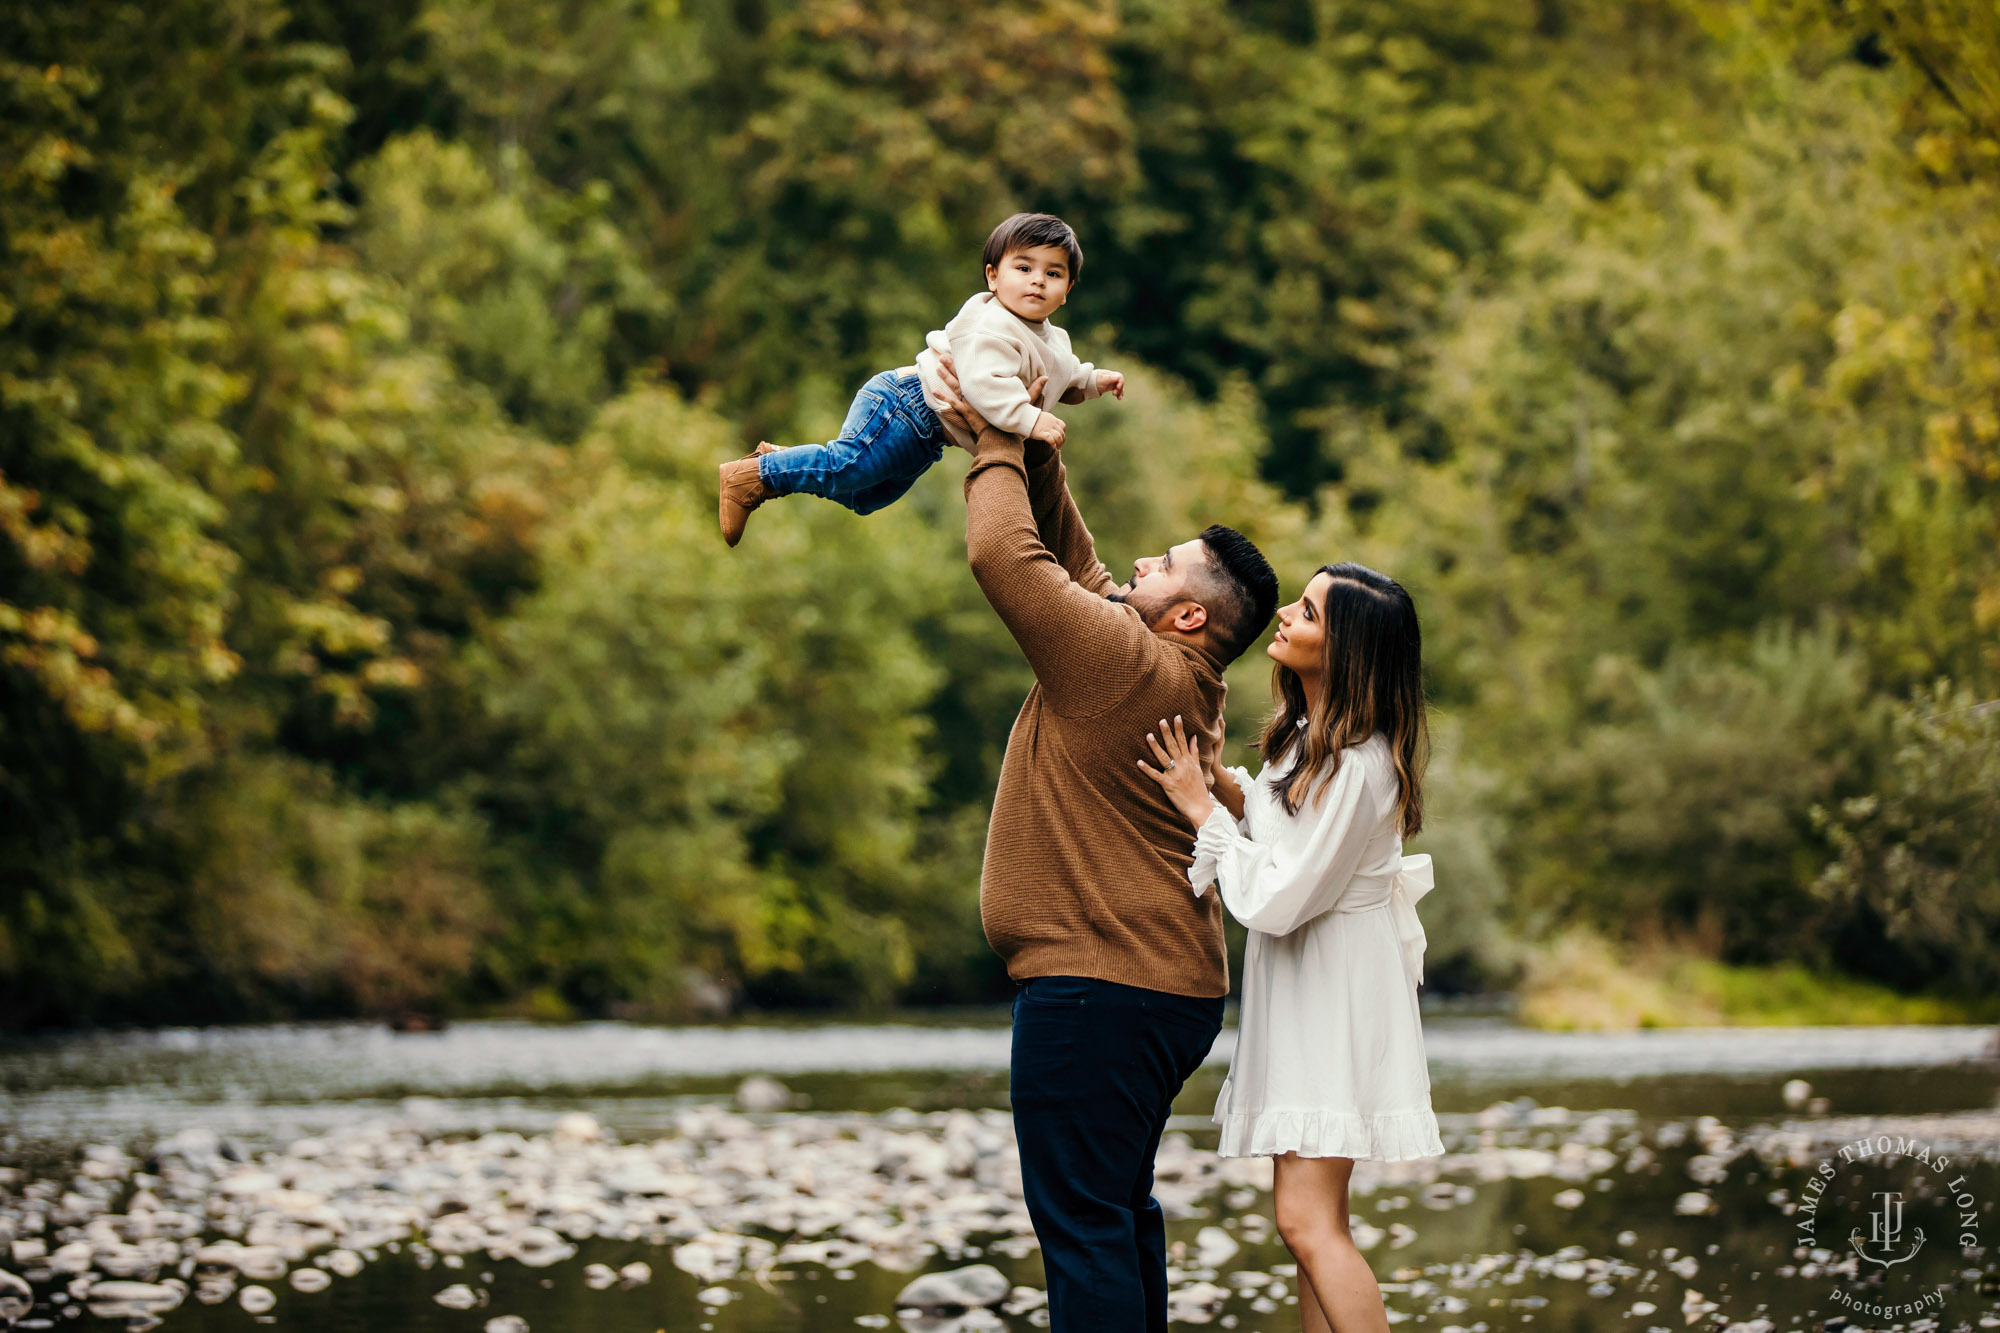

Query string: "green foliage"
[472, 388, 958, 1012]
[3, 0, 1998, 1025]
[354, 132, 664, 440]
[168, 755, 492, 1017]
[1519, 928, 1998, 1030]
[1507, 627, 1882, 957]
[1, 28, 243, 1016]
[1814, 685, 2000, 993]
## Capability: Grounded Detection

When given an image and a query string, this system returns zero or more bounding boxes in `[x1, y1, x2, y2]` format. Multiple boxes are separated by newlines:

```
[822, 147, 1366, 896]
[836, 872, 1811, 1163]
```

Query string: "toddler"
[718, 212, 1124, 545]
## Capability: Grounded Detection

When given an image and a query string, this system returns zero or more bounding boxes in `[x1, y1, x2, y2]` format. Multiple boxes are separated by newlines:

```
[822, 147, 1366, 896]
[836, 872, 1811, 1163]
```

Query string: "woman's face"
[1267, 570, 1333, 678]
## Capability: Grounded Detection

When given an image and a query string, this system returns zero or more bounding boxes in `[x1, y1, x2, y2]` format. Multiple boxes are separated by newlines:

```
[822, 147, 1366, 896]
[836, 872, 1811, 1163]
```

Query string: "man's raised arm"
[1022, 438, 1118, 599]
[965, 426, 1153, 717]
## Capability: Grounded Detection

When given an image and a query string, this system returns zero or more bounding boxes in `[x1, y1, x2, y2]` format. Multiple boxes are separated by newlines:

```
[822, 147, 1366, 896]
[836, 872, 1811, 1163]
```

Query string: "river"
[2, 1014, 1996, 1332]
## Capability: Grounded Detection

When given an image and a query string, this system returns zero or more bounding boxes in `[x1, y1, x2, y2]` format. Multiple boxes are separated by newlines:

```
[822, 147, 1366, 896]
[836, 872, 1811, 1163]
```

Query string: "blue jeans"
[1011, 976, 1226, 1333]
[758, 370, 945, 515]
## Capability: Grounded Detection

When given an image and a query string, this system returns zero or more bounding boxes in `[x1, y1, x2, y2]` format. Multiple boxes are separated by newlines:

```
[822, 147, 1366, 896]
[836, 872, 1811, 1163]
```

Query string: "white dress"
[1190, 733, 1443, 1161]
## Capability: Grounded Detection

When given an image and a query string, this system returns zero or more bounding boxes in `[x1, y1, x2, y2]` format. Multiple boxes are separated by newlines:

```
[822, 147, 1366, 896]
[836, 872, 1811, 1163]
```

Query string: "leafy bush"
[1814, 684, 2000, 993]
[1507, 626, 1882, 963]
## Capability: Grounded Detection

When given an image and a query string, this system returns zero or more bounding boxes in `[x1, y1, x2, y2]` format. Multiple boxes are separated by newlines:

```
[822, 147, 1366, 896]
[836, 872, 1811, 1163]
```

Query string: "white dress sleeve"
[1186, 765, 1256, 896]
[1187, 753, 1378, 936]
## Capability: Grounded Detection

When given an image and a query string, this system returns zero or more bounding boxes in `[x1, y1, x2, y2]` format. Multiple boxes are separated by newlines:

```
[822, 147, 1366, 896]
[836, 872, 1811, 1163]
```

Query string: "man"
[938, 369, 1279, 1332]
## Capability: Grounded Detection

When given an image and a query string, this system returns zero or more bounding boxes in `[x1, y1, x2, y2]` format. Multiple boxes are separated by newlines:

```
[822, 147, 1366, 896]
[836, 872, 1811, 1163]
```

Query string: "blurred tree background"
[2, 0, 1995, 1027]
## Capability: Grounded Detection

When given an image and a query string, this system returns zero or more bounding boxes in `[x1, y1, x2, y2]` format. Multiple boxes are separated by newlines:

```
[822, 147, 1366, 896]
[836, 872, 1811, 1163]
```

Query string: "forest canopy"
[3, 0, 1996, 1026]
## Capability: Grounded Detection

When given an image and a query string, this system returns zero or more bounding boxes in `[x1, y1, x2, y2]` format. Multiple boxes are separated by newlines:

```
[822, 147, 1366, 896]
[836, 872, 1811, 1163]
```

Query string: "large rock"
[0, 1268, 32, 1325]
[84, 1281, 184, 1319]
[894, 1264, 1011, 1311]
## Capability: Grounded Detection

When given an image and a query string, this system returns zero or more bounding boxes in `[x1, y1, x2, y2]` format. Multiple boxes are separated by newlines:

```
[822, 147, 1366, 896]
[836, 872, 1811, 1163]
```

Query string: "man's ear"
[1171, 602, 1208, 634]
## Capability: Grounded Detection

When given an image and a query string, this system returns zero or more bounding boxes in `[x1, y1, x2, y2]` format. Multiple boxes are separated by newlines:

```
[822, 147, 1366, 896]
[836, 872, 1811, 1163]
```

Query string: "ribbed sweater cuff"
[967, 426, 1025, 476]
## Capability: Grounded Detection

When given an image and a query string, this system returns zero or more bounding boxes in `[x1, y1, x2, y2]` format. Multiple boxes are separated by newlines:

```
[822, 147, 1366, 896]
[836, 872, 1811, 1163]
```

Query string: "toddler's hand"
[1096, 369, 1125, 400]
[1029, 410, 1067, 449]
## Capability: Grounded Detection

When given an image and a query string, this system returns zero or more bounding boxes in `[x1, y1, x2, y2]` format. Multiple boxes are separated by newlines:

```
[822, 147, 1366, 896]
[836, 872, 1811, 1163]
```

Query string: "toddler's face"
[986, 244, 1073, 322]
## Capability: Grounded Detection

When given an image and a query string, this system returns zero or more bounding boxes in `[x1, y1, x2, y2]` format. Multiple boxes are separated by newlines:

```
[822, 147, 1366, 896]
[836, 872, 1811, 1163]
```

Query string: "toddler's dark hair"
[983, 213, 1083, 282]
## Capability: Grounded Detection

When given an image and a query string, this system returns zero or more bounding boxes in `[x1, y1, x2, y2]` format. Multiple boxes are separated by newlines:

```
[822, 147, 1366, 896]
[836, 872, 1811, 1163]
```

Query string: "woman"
[1138, 562, 1441, 1333]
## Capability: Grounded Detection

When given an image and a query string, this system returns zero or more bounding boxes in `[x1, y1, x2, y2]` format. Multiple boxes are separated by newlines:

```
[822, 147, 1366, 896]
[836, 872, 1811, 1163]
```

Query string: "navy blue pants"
[1010, 975, 1225, 1333]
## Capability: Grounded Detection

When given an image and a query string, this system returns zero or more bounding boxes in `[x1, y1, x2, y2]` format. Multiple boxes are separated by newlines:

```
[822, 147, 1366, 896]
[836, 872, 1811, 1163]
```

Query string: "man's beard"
[1110, 583, 1175, 630]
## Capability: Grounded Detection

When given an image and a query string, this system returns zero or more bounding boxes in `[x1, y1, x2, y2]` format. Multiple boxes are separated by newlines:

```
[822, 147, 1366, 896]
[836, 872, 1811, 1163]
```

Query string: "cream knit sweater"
[903, 293, 1101, 450]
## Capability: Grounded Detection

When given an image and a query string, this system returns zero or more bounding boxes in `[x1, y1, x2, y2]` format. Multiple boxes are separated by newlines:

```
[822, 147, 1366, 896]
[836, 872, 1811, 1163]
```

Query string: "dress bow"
[1388, 853, 1435, 988]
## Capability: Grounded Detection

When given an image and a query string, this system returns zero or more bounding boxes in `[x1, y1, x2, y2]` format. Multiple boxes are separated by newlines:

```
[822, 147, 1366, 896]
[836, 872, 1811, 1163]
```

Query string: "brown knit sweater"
[964, 427, 1229, 999]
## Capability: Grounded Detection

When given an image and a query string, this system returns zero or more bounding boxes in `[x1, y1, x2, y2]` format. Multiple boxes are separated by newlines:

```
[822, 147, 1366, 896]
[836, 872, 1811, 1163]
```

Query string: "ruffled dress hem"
[1213, 1099, 1444, 1162]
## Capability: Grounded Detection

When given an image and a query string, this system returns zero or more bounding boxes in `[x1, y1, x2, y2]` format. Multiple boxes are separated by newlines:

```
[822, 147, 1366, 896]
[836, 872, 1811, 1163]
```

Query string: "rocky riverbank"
[2, 1081, 1996, 1332]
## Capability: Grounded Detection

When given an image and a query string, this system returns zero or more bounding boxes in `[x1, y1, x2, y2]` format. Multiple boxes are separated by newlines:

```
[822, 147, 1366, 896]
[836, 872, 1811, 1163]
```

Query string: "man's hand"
[1096, 368, 1126, 400]
[1029, 410, 1067, 449]
[933, 350, 1046, 442]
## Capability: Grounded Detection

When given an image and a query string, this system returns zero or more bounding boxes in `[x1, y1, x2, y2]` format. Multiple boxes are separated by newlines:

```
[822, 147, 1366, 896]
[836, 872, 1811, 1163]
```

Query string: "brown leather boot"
[718, 449, 776, 547]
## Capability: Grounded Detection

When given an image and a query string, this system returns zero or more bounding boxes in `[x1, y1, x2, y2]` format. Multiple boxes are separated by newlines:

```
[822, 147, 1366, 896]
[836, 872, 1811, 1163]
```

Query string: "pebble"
[81, 1280, 182, 1320]
[895, 1263, 1010, 1311]
[736, 1075, 793, 1113]
[0, 1283, 27, 1331]
[484, 1317, 529, 1333]
[3, 1100, 1981, 1331]
[497, 1226, 572, 1269]
[234, 1246, 287, 1281]
[1166, 1280, 1229, 1324]
[46, 1244, 90, 1276]
[1194, 1226, 1239, 1267]
[551, 1113, 602, 1143]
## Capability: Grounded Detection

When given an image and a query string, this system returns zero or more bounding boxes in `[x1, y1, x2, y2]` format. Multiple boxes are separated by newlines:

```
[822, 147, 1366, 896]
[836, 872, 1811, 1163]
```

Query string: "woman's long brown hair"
[1259, 563, 1428, 838]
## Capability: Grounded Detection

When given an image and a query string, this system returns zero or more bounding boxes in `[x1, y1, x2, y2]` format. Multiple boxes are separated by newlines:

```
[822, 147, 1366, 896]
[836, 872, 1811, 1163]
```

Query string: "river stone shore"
[1, 1086, 1996, 1332]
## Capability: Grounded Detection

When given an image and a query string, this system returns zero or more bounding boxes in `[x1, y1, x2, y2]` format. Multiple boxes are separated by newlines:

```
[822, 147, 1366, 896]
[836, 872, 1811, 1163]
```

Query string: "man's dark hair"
[1192, 524, 1279, 664]
[983, 213, 1083, 282]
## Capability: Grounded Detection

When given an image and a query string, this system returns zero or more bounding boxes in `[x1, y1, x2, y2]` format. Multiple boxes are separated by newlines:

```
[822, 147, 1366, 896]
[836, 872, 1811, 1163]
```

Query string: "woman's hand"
[1138, 715, 1218, 830]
